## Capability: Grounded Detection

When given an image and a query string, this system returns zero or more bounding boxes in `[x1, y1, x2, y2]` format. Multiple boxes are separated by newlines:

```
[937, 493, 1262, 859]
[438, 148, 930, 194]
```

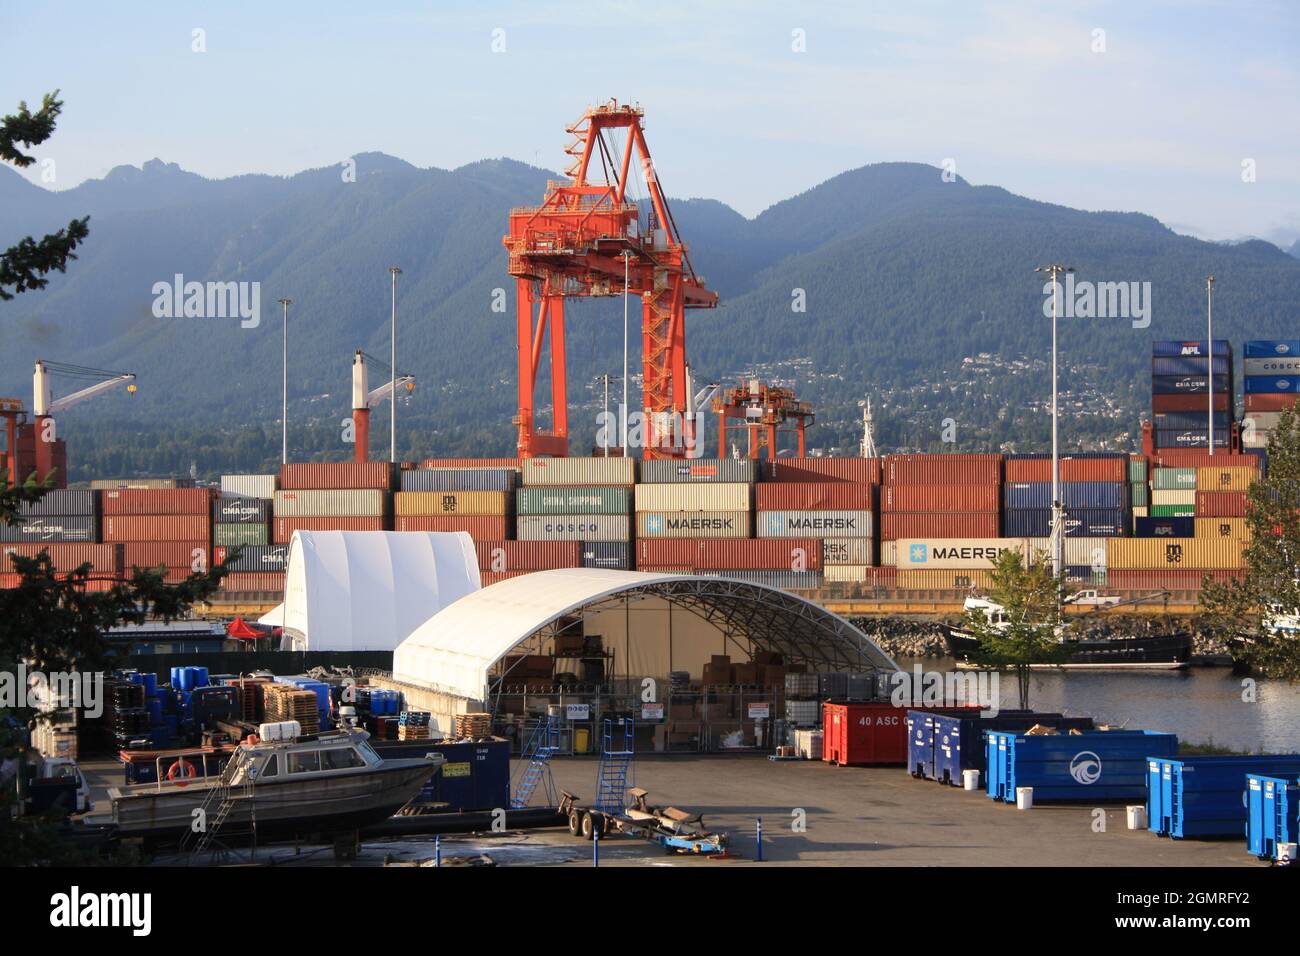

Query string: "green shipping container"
[1153, 467, 1197, 491]
[215, 523, 270, 546]
[1127, 458, 1149, 483]
[1130, 482, 1149, 507]
[1151, 504, 1196, 517]
[516, 486, 632, 515]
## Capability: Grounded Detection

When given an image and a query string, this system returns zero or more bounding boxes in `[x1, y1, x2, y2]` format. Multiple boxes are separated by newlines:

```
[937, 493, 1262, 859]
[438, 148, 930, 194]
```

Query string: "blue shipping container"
[1153, 429, 1230, 450]
[986, 730, 1178, 802]
[1147, 755, 1300, 839]
[1244, 340, 1300, 359]
[1063, 510, 1128, 537]
[1246, 773, 1300, 859]
[1151, 355, 1231, 376]
[1153, 411, 1232, 431]
[1151, 374, 1230, 395]
[1004, 482, 1126, 511]
[1244, 375, 1298, 394]
[1152, 340, 1230, 357]
[1134, 516, 1195, 538]
[400, 468, 518, 492]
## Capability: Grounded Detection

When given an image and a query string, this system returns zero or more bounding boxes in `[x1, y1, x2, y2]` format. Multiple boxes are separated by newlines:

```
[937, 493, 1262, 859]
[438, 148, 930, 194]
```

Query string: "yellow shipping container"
[634, 482, 751, 513]
[1196, 466, 1256, 492]
[1194, 517, 1251, 540]
[394, 491, 510, 516]
[1106, 537, 1245, 570]
[896, 569, 995, 590]
[824, 564, 872, 583]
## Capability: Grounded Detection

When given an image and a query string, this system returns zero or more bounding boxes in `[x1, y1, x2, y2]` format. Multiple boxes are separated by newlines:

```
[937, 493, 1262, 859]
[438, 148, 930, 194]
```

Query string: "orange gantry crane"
[714, 378, 815, 459]
[503, 101, 718, 459]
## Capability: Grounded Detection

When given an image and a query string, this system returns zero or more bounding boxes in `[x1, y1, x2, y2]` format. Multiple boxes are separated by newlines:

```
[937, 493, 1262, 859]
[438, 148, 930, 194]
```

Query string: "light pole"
[278, 297, 292, 464]
[1035, 263, 1073, 583]
[1206, 276, 1216, 457]
[388, 266, 401, 464]
[621, 251, 632, 453]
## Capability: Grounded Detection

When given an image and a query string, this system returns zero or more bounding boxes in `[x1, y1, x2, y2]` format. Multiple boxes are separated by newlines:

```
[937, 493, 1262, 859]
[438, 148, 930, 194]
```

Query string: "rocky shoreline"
[851, 615, 1232, 661]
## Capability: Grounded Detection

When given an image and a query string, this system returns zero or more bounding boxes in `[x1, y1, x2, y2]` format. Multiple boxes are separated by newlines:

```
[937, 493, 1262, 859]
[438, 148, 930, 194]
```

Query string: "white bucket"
[1126, 805, 1147, 830]
[963, 769, 980, 791]
[1015, 787, 1034, 810]
[1279, 843, 1298, 863]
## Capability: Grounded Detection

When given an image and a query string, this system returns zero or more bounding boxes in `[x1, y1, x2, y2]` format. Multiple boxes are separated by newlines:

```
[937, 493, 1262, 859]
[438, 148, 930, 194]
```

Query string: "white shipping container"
[635, 511, 750, 538]
[1152, 489, 1197, 506]
[821, 538, 875, 566]
[520, 457, 636, 486]
[757, 510, 874, 538]
[1243, 429, 1273, 450]
[1244, 357, 1300, 376]
[634, 482, 751, 513]
[516, 514, 630, 542]
[881, 540, 897, 567]
[893, 538, 1037, 570]
[221, 474, 278, 499]
[1063, 537, 1108, 568]
[273, 489, 389, 517]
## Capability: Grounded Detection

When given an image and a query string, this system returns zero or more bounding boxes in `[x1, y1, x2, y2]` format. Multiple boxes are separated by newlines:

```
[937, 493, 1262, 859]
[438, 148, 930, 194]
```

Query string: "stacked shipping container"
[1151, 340, 1233, 450]
[1242, 340, 1299, 449]
[273, 462, 393, 543]
[215, 474, 281, 594]
[103, 488, 213, 583]
[758, 458, 877, 586]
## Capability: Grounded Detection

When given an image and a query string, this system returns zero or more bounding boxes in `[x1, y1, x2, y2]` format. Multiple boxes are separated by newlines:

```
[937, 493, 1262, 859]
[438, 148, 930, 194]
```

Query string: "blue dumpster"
[987, 730, 1178, 802]
[1247, 773, 1300, 860]
[921, 712, 1095, 785]
[1147, 755, 1300, 839]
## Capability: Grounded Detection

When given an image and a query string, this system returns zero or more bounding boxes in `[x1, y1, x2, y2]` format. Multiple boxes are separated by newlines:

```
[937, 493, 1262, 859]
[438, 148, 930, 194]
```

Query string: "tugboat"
[945, 594, 1192, 669]
[107, 721, 443, 847]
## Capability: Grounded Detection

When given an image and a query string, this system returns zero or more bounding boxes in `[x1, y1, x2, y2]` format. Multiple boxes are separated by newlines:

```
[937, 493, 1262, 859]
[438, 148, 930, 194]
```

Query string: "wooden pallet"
[454, 712, 492, 738]
[397, 725, 431, 740]
[263, 685, 321, 735]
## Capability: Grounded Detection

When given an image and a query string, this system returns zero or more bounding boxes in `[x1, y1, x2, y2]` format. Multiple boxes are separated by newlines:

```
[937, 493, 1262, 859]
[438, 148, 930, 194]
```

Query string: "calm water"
[897, 657, 1300, 753]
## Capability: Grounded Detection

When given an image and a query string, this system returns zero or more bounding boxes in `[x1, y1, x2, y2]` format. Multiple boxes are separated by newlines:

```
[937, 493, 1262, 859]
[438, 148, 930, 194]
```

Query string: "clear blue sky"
[4, 0, 1297, 244]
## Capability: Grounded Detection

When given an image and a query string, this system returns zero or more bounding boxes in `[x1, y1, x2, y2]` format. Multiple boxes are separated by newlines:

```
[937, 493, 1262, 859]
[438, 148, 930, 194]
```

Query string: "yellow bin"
[574, 727, 590, 753]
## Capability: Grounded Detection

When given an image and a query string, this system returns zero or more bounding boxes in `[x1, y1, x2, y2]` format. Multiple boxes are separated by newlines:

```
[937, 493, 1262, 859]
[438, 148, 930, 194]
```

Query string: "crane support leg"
[353, 408, 370, 463]
[516, 279, 568, 458]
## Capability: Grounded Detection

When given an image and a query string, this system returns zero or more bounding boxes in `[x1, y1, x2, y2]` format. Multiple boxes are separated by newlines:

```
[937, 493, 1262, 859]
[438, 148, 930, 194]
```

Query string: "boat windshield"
[355, 740, 382, 766]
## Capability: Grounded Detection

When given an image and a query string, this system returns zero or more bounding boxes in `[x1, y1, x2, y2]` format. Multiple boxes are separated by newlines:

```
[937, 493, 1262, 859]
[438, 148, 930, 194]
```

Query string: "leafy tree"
[0, 91, 90, 301]
[962, 548, 1069, 710]
[1199, 405, 1300, 678]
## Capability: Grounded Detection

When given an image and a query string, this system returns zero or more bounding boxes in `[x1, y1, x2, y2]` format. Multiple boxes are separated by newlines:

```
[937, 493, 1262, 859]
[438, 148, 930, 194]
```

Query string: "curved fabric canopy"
[276, 530, 481, 652]
[393, 568, 897, 701]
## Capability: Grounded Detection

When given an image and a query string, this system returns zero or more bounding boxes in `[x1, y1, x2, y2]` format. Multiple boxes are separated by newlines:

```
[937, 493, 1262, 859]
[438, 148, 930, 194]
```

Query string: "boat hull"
[945, 629, 1193, 670]
[109, 760, 436, 843]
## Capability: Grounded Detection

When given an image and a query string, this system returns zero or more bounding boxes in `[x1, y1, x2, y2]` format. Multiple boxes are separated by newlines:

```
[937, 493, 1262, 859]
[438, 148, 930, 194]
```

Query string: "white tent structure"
[393, 567, 897, 703]
[266, 530, 480, 652]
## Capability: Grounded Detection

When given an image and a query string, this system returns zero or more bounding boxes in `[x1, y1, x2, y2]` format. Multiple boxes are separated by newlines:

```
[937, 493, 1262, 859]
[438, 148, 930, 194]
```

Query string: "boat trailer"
[558, 788, 729, 856]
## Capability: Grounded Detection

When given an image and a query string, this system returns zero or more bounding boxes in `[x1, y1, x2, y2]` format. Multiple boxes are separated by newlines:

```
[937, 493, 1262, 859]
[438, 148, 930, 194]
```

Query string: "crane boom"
[34, 360, 136, 416]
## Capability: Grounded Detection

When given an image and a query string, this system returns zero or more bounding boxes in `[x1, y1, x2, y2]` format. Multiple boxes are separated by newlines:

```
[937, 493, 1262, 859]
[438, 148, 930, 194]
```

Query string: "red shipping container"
[756, 483, 872, 512]
[273, 516, 387, 542]
[1106, 569, 1244, 589]
[122, 541, 212, 571]
[1152, 393, 1231, 413]
[1195, 491, 1248, 517]
[883, 454, 1002, 486]
[822, 703, 982, 766]
[1148, 451, 1260, 470]
[220, 572, 286, 592]
[418, 457, 522, 470]
[481, 570, 531, 585]
[880, 484, 999, 513]
[1244, 394, 1298, 412]
[475, 540, 582, 571]
[103, 515, 210, 543]
[880, 512, 1001, 541]
[100, 488, 213, 515]
[636, 537, 823, 571]
[394, 516, 509, 538]
[279, 461, 394, 490]
[763, 457, 880, 485]
[0, 573, 20, 588]
[2, 542, 122, 574]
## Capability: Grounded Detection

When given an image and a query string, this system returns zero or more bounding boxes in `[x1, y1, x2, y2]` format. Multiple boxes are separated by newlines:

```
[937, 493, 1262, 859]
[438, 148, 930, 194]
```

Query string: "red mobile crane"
[503, 101, 718, 459]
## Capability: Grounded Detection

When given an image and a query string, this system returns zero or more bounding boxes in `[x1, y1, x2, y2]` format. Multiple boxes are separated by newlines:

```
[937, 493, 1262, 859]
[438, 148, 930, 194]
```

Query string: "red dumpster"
[822, 702, 981, 766]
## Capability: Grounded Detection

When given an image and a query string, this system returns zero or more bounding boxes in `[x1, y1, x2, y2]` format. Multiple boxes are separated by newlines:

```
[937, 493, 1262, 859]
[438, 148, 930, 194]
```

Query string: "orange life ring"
[167, 758, 197, 783]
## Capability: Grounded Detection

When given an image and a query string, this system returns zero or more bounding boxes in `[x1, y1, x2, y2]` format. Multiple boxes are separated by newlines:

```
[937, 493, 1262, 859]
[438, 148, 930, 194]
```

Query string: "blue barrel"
[169, 666, 182, 689]
[192, 666, 209, 689]
[142, 672, 157, 696]
[987, 730, 1178, 802]
[1147, 755, 1300, 838]
[1247, 774, 1300, 859]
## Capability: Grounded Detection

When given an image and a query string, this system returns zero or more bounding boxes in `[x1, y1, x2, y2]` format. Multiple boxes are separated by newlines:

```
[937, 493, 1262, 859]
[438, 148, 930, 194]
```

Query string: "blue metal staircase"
[510, 716, 560, 808]
[594, 718, 634, 813]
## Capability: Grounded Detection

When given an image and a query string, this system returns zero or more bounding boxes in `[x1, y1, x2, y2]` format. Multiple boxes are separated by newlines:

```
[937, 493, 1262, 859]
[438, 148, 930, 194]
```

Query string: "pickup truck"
[1063, 589, 1122, 607]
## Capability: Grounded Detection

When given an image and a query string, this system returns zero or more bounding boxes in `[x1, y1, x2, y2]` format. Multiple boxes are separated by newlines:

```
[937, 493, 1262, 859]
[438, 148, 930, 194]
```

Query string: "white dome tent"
[392, 568, 897, 704]
[260, 530, 481, 653]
